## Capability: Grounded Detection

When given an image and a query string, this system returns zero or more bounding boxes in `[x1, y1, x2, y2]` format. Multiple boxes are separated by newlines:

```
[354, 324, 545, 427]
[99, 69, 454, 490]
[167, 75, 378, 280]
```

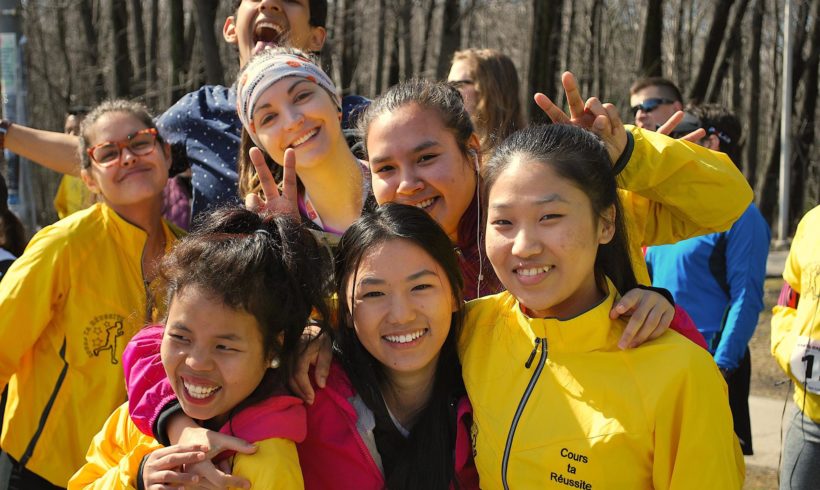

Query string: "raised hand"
[534, 71, 627, 165]
[244, 147, 300, 221]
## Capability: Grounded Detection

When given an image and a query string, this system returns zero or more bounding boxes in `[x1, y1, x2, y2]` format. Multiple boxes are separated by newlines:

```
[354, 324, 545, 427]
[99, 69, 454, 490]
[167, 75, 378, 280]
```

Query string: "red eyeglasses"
[86, 128, 159, 167]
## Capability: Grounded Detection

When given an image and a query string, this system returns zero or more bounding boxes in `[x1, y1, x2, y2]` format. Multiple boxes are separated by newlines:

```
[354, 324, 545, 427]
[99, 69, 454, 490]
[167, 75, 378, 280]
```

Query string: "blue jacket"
[646, 204, 770, 370]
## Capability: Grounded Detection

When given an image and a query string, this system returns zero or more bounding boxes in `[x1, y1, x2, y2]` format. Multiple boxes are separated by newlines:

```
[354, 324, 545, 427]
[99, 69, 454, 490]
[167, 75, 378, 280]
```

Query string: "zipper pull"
[525, 338, 541, 369]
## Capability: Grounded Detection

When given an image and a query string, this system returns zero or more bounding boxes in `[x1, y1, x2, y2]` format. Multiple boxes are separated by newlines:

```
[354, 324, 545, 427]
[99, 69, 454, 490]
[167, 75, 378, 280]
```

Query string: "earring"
[269, 357, 280, 369]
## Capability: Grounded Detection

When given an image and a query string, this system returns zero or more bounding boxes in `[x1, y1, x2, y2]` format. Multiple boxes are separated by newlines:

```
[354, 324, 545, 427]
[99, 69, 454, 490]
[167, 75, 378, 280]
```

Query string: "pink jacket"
[123, 327, 479, 489]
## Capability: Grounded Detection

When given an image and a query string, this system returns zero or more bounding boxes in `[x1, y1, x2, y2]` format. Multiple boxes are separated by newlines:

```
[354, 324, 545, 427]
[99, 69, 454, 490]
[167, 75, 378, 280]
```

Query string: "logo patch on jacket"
[83, 314, 126, 364]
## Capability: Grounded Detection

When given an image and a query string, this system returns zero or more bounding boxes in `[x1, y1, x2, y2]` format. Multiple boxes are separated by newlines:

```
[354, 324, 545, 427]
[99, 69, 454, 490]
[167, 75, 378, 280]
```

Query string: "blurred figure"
[646, 105, 770, 455]
[448, 49, 525, 156]
[53, 107, 95, 219]
[629, 77, 684, 130]
[771, 204, 820, 490]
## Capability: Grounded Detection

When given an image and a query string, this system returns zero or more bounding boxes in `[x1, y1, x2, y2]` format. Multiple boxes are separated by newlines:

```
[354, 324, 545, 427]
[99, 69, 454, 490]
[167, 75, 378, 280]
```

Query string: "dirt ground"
[744, 277, 791, 490]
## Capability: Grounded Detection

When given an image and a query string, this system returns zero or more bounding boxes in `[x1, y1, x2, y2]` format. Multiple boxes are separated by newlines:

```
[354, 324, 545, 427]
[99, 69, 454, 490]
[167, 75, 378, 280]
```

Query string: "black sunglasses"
[630, 98, 675, 116]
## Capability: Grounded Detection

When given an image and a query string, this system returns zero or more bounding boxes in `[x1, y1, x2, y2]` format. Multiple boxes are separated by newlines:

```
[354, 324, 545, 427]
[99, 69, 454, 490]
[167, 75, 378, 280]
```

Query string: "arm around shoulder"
[5, 122, 83, 176]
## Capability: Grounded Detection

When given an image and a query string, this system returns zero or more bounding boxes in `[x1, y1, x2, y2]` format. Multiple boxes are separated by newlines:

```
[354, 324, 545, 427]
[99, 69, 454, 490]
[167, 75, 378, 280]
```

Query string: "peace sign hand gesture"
[244, 147, 300, 221]
[533, 71, 628, 166]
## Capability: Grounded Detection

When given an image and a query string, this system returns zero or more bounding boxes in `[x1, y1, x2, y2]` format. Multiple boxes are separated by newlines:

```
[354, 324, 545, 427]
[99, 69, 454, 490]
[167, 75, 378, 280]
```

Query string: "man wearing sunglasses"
[629, 77, 684, 130]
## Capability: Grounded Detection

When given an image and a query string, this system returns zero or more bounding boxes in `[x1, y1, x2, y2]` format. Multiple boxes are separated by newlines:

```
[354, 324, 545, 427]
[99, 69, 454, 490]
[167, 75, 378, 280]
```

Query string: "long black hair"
[334, 203, 465, 489]
[159, 206, 332, 416]
[483, 124, 639, 295]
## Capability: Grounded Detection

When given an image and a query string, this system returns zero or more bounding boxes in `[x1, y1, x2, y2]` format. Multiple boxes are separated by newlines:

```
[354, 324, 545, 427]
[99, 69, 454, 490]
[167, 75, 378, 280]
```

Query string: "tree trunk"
[528, 0, 564, 120]
[592, 0, 605, 99]
[744, 0, 764, 185]
[372, 0, 387, 95]
[417, 0, 435, 75]
[674, 0, 687, 88]
[339, 0, 357, 94]
[195, 0, 224, 86]
[110, 0, 131, 97]
[147, 0, 159, 108]
[56, 2, 73, 105]
[169, 0, 185, 101]
[705, 0, 750, 102]
[792, 0, 820, 222]
[78, 0, 105, 100]
[638, 0, 663, 77]
[687, 0, 735, 103]
[129, 0, 146, 95]
[398, 0, 413, 79]
[436, 0, 461, 79]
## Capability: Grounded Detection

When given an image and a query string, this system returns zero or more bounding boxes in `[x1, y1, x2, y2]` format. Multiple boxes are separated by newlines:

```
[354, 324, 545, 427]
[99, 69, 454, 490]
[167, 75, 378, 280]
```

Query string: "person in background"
[448, 49, 525, 156]
[770, 204, 820, 490]
[646, 105, 770, 455]
[53, 107, 96, 220]
[629, 77, 684, 131]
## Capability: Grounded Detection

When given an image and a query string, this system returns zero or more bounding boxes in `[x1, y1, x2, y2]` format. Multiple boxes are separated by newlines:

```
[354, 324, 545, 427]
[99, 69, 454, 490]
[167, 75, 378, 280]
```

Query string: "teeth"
[384, 329, 426, 344]
[291, 129, 318, 148]
[183, 380, 221, 399]
[414, 198, 435, 209]
[517, 266, 552, 276]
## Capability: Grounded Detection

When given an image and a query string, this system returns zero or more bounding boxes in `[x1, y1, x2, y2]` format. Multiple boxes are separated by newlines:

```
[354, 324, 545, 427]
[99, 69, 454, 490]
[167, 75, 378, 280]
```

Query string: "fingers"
[244, 192, 264, 212]
[290, 340, 320, 404]
[206, 433, 256, 457]
[146, 469, 200, 487]
[610, 290, 640, 320]
[280, 149, 300, 219]
[620, 299, 653, 349]
[657, 111, 684, 136]
[534, 93, 570, 124]
[249, 147, 280, 201]
[648, 308, 675, 341]
[314, 334, 333, 389]
[603, 103, 624, 132]
[680, 128, 706, 142]
[561, 71, 585, 120]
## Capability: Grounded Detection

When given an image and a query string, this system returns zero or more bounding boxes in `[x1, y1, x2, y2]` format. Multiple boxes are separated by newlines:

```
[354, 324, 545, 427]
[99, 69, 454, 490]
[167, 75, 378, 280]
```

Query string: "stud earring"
[269, 357, 280, 369]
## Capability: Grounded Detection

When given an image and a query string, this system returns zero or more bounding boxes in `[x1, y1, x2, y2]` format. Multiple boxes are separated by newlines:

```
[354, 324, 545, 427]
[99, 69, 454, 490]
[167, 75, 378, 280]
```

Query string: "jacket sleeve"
[67, 404, 159, 490]
[771, 220, 804, 377]
[231, 438, 304, 489]
[714, 209, 771, 370]
[122, 325, 178, 437]
[617, 126, 753, 247]
[652, 350, 745, 489]
[0, 226, 69, 390]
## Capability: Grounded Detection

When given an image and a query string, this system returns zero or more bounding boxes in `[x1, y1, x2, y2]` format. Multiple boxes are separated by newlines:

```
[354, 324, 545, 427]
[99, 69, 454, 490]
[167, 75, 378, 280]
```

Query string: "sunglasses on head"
[630, 98, 675, 116]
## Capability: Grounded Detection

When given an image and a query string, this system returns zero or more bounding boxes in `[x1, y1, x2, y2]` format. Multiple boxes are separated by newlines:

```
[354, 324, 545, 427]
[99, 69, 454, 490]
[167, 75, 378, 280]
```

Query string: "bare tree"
[169, 0, 186, 101]
[529, 0, 564, 118]
[638, 0, 663, 77]
[688, 0, 736, 102]
[129, 0, 146, 94]
[195, 0, 225, 86]
[110, 0, 131, 97]
[436, 0, 461, 79]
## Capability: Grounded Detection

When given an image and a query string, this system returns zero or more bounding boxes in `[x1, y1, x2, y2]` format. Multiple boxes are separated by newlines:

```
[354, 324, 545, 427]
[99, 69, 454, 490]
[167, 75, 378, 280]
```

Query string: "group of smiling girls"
[1, 46, 753, 489]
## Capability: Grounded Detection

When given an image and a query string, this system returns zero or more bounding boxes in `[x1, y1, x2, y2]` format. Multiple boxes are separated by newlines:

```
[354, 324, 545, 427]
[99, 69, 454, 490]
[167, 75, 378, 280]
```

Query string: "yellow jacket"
[459, 279, 744, 489]
[771, 205, 820, 422]
[68, 403, 304, 489]
[0, 203, 181, 486]
[620, 126, 753, 284]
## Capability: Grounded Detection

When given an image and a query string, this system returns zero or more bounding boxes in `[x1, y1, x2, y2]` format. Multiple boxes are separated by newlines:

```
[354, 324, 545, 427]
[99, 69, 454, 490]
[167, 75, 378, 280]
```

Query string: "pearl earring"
[269, 357, 280, 369]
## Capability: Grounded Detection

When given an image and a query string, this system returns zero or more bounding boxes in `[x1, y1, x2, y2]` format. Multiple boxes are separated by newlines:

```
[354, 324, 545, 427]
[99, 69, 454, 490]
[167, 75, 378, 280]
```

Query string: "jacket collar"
[506, 277, 623, 353]
[99, 203, 177, 253]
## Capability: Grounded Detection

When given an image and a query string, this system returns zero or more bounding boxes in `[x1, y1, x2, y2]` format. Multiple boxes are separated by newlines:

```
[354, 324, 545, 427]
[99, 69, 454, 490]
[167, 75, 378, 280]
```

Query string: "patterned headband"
[236, 51, 340, 149]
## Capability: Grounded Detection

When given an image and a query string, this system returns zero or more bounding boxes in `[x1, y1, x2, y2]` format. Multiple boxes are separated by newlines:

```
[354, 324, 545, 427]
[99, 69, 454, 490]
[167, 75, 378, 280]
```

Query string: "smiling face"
[161, 285, 269, 426]
[225, 0, 327, 66]
[485, 156, 614, 319]
[251, 77, 342, 168]
[367, 104, 478, 240]
[346, 238, 456, 380]
[80, 112, 170, 209]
